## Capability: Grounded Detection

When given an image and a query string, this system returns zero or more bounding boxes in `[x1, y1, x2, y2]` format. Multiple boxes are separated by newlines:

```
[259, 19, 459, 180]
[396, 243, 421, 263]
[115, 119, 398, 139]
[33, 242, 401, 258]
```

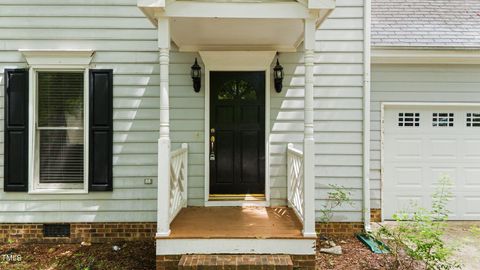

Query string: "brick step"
[178, 254, 293, 270]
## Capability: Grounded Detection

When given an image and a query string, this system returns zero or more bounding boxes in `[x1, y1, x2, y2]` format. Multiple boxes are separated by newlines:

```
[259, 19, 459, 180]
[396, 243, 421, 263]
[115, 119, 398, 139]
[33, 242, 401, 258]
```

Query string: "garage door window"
[432, 112, 454, 127]
[398, 112, 420, 127]
[466, 113, 480, 127]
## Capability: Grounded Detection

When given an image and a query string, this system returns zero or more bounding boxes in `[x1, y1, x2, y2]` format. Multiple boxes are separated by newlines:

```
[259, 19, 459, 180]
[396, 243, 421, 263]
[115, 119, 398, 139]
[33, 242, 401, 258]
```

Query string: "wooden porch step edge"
[156, 235, 317, 240]
[178, 254, 293, 269]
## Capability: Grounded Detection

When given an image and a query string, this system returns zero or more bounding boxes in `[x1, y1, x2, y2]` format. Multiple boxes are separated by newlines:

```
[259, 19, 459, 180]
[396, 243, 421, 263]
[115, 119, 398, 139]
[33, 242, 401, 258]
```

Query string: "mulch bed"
[0, 240, 155, 270]
[316, 235, 421, 270]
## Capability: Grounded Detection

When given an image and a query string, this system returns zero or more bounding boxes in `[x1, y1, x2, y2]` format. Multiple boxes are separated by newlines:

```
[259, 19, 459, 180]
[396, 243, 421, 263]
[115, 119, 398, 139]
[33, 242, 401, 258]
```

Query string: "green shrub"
[370, 175, 461, 270]
[319, 184, 353, 223]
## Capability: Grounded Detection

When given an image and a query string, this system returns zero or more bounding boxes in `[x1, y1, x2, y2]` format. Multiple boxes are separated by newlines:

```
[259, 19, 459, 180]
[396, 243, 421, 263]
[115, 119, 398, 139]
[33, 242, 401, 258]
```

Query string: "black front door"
[210, 71, 265, 195]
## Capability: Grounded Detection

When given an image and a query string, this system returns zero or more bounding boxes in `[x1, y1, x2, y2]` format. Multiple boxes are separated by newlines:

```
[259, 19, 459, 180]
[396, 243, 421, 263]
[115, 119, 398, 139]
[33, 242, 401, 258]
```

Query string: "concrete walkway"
[372, 221, 480, 270]
[443, 221, 480, 270]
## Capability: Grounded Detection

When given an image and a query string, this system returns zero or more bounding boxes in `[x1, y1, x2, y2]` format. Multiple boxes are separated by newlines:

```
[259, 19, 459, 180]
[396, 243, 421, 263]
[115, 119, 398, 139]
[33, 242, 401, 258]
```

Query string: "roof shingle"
[372, 0, 480, 47]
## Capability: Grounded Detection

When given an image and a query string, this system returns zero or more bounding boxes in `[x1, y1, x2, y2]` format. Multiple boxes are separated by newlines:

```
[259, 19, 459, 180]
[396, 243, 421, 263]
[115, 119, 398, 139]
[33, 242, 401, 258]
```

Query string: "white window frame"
[20, 49, 94, 194]
[28, 67, 89, 194]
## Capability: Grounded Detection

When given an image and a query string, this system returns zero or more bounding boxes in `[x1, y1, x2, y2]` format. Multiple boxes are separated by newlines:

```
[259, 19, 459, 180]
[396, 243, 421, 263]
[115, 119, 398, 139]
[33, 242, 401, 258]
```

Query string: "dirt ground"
[0, 240, 155, 270]
[443, 221, 480, 270]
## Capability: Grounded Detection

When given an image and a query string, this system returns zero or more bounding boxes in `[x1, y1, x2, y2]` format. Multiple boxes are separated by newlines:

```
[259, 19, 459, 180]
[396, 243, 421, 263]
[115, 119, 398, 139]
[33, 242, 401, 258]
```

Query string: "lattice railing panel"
[287, 143, 304, 224]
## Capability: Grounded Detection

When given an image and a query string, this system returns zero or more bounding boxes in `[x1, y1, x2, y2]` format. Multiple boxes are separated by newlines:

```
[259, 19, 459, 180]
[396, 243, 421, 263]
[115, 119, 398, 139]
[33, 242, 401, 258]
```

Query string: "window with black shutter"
[4, 67, 113, 192]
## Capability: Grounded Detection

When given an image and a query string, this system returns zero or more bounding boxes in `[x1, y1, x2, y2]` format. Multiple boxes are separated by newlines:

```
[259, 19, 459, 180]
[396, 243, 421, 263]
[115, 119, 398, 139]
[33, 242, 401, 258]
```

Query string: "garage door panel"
[392, 167, 423, 187]
[463, 139, 480, 159]
[384, 105, 480, 220]
[464, 198, 480, 218]
[429, 139, 458, 159]
[464, 168, 480, 187]
[390, 139, 422, 159]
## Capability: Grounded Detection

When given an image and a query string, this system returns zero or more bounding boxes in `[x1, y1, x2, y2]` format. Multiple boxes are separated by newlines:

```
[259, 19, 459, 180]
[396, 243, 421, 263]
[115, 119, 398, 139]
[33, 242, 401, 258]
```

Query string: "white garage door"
[384, 105, 480, 220]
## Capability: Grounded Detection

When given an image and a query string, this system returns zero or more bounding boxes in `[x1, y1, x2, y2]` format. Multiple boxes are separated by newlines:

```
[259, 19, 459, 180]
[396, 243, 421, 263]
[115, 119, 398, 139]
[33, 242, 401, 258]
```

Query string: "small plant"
[470, 225, 480, 238]
[319, 184, 354, 223]
[370, 175, 461, 270]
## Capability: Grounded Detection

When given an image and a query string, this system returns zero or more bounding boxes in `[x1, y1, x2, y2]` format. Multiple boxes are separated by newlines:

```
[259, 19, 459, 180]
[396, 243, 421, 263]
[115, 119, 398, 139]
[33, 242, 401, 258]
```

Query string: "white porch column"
[302, 18, 317, 238]
[156, 17, 171, 238]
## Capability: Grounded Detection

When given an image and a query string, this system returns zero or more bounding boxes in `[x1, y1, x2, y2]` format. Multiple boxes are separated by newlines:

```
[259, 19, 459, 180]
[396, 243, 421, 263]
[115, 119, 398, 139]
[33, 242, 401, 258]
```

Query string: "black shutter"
[89, 70, 113, 191]
[4, 69, 29, 191]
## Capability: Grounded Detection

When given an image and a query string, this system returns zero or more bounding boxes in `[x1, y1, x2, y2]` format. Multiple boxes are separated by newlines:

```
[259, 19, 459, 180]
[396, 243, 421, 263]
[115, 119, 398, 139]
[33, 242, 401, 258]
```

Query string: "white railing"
[287, 143, 305, 224]
[169, 143, 188, 223]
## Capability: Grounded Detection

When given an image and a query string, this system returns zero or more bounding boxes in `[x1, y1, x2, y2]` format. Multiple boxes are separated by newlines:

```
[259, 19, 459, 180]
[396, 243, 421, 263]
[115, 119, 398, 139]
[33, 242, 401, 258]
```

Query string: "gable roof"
[372, 0, 480, 48]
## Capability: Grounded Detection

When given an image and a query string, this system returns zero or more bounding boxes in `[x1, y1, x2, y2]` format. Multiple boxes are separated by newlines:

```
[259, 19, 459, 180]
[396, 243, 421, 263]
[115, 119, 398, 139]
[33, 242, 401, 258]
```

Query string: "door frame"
[380, 102, 480, 221]
[200, 51, 275, 207]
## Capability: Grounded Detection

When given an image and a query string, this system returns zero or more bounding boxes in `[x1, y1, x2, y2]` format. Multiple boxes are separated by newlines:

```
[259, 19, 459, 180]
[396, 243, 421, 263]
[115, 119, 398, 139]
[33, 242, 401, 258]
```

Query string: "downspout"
[363, 0, 372, 232]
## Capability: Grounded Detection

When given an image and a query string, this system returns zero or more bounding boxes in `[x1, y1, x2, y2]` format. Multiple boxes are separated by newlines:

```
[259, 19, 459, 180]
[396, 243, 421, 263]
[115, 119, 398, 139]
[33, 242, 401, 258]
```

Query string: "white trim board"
[372, 48, 480, 65]
[28, 67, 89, 194]
[156, 238, 316, 255]
[20, 50, 94, 66]
[200, 51, 275, 207]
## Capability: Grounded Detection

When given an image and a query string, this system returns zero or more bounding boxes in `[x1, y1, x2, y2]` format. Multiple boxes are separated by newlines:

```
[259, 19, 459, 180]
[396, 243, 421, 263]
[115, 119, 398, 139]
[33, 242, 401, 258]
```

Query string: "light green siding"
[370, 64, 480, 209]
[0, 0, 159, 222]
[276, 0, 366, 221]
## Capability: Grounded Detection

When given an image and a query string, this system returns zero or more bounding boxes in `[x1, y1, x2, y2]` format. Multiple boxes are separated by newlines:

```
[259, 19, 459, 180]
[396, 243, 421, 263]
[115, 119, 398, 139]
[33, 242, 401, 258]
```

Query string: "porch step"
[178, 254, 293, 270]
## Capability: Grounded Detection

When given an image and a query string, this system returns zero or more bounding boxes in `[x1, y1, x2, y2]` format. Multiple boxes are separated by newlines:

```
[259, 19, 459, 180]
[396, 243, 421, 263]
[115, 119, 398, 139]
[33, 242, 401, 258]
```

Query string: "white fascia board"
[179, 45, 297, 53]
[19, 49, 94, 66]
[137, 0, 165, 26]
[164, 1, 312, 19]
[199, 51, 276, 70]
[372, 48, 480, 65]
[308, 0, 335, 9]
[138, 0, 165, 8]
[156, 238, 316, 255]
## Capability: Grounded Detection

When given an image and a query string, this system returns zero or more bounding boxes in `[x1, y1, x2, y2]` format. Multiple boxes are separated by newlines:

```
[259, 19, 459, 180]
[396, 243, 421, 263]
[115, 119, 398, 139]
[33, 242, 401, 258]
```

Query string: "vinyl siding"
[273, 0, 366, 221]
[0, 0, 159, 222]
[370, 64, 480, 209]
[0, 0, 366, 223]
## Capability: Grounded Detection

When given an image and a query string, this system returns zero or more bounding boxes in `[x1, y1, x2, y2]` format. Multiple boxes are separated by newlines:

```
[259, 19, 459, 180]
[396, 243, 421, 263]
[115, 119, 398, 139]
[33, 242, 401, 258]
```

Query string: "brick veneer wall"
[0, 223, 156, 243]
[371, 208, 382, 222]
[316, 222, 364, 236]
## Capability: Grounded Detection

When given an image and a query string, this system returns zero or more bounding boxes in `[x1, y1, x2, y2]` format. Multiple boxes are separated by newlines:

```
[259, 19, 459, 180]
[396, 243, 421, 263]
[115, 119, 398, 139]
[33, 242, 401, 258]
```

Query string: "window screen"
[37, 72, 84, 183]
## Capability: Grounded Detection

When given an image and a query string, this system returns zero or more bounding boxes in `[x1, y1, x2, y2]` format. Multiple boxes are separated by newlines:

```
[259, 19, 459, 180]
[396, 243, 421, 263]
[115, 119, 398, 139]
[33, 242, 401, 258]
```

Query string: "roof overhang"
[138, 0, 335, 52]
[372, 47, 480, 65]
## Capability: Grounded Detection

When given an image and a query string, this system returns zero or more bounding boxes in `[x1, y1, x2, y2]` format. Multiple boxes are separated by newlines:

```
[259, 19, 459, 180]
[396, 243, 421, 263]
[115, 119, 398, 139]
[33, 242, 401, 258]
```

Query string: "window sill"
[28, 189, 88, 195]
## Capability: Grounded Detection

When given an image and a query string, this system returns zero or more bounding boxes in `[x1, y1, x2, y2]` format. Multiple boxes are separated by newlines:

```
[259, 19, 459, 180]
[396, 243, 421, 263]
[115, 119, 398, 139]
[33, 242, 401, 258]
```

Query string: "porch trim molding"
[302, 18, 316, 238]
[138, 0, 335, 21]
[199, 51, 275, 207]
[156, 17, 171, 238]
[156, 238, 316, 255]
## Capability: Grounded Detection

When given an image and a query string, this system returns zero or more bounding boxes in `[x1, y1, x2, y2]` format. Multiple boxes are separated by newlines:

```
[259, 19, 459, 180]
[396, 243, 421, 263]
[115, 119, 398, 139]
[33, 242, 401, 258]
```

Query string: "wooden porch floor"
[167, 207, 305, 239]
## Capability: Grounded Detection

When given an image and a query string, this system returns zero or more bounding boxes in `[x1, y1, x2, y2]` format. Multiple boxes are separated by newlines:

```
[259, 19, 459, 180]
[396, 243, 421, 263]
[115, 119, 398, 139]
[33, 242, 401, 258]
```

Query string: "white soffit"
[172, 18, 303, 52]
[19, 50, 94, 66]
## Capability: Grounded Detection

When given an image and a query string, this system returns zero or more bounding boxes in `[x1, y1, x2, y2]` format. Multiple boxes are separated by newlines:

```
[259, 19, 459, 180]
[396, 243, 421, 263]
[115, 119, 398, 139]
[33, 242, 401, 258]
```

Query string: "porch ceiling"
[138, 0, 335, 52]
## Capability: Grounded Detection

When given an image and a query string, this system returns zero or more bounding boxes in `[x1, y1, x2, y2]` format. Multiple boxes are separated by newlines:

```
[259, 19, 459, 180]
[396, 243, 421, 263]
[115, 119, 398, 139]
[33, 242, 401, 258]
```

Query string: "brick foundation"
[156, 255, 182, 270]
[0, 223, 156, 243]
[316, 222, 364, 236]
[370, 208, 382, 222]
[290, 255, 316, 270]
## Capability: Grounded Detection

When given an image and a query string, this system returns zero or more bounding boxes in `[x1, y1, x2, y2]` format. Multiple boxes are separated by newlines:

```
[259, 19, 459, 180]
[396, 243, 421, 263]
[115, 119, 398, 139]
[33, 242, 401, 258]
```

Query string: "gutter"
[363, 0, 371, 232]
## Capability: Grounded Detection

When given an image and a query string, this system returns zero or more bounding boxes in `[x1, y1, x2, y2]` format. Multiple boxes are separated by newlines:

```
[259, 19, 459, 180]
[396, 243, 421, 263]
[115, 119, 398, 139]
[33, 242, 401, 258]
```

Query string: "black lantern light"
[273, 58, 284, 93]
[191, 58, 201, 92]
